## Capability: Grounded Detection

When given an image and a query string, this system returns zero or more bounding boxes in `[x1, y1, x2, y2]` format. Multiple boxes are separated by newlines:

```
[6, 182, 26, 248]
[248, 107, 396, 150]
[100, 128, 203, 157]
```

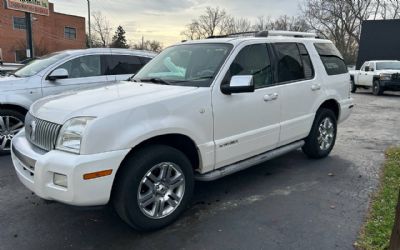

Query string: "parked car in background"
[11, 31, 353, 230]
[0, 48, 156, 154]
[349, 60, 400, 95]
[0, 62, 23, 77]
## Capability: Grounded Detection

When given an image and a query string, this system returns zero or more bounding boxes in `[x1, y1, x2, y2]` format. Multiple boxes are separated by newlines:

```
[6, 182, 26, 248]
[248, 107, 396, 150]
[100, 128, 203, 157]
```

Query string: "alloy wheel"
[137, 162, 185, 219]
[0, 116, 24, 151]
[317, 117, 335, 151]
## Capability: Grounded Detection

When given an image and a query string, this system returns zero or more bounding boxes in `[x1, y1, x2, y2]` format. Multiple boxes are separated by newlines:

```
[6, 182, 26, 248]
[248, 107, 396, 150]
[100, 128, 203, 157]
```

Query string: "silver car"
[0, 48, 156, 154]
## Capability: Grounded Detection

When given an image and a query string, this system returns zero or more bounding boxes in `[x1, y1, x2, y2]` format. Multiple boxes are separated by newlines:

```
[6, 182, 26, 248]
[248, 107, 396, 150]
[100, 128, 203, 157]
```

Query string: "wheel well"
[123, 134, 200, 172]
[319, 100, 339, 120]
[0, 104, 28, 115]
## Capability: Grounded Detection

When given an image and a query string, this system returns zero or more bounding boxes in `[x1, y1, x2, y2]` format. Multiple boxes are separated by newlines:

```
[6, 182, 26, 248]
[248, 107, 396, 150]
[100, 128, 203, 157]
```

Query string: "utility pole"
[87, 0, 92, 47]
[141, 36, 144, 50]
[25, 12, 34, 59]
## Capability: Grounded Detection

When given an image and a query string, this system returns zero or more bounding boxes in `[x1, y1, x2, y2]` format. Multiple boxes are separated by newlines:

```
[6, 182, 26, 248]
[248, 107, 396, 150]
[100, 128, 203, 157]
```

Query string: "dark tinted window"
[225, 44, 273, 89]
[105, 55, 143, 75]
[140, 57, 152, 65]
[274, 43, 305, 82]
[314, 43, 348, 75]
[298, 43, 314, 79]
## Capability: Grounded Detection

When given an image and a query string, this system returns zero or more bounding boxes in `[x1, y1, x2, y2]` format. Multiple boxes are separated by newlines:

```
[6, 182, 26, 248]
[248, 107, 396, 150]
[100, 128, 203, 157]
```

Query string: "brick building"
[0, 1, 86, 63]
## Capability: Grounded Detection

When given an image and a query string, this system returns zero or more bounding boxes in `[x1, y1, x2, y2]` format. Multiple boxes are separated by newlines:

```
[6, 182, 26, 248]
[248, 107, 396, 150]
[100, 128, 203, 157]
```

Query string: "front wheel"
[373, 80, 384, 96]
[0, 109, 25, 155]
[302, 108, 337, 159]
[113, 145, 194, 231]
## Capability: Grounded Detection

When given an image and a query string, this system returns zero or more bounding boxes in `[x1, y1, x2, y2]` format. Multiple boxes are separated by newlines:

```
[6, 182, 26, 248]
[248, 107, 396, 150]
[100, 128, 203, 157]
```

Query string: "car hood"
[0, 76, 30, 91]
[31, 81, 199, 124]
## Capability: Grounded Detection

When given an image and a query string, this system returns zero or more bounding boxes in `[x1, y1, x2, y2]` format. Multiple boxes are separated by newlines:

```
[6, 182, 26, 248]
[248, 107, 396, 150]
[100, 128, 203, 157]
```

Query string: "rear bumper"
[338, 98, 354, 123]
[11, 130, 130, 206]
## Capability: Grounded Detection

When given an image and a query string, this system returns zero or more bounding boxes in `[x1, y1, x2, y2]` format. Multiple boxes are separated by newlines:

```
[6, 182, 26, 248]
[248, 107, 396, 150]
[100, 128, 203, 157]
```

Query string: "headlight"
[380, 73, 392, 81]
[56, 117, 95, 154]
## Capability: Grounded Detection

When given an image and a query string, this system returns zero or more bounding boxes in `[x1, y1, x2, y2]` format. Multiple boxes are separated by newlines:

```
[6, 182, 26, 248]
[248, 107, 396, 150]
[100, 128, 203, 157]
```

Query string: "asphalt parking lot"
[1, 91, 399, 250]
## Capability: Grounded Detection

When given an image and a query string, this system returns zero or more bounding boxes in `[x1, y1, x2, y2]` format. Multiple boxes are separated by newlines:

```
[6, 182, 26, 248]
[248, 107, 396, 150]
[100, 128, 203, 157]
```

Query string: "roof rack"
[207, 30, 319, 39]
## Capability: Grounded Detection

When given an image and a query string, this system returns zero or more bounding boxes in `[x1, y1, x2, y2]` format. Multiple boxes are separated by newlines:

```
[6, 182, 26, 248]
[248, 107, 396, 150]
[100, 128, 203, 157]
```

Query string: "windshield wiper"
[139, 78, 171, 85]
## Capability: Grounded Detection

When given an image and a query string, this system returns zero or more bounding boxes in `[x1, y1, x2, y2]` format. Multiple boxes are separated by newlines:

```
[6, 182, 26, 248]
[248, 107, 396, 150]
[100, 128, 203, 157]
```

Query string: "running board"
[195, 140, 305, 182]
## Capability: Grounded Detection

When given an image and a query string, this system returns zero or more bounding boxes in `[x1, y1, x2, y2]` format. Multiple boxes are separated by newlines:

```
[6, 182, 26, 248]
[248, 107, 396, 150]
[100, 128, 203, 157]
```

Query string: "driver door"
[358, 62, 370, 86]
[42, 54, 110, 96]
[212, 43, 281, 169]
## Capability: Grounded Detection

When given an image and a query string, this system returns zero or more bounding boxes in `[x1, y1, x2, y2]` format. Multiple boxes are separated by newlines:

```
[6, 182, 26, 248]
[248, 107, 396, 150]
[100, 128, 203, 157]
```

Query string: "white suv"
[0, 48, 156, 154]
[11, 31, 353, 231]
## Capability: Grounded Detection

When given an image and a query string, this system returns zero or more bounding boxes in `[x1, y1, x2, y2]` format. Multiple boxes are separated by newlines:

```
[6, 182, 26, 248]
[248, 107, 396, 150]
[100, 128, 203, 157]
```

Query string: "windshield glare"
[15, 52, 70, 77]
[134, 43, 233, 87]
[376, 62, 400, 70]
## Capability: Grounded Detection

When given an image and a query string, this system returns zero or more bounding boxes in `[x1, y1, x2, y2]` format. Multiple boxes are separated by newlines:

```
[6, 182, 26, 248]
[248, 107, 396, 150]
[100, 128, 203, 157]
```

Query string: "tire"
[0, 109, 25, 155]
[372, 80, 384, 96]
[112, 145, 194, 231]
[351, 80, 357, 93]
[302, 108, 337, 159]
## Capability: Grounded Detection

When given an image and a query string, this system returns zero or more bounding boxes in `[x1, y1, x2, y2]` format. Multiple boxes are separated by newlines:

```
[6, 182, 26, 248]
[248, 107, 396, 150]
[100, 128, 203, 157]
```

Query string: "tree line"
[181, 0, 400, 64]
[87, 11, 163, 53]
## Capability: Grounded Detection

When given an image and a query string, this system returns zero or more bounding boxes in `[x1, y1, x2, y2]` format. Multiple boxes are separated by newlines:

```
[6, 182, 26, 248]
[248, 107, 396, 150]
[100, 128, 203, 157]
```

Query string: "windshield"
[376, 61, 400, 70]
[134, 43, 233, 87]
[14, 52, 70, 77]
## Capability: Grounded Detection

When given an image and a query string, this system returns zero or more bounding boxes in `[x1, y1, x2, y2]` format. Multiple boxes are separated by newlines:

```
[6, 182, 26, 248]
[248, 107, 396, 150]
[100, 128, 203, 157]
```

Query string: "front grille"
[25, 113, 62, 151]
[392, 73, 400, 81]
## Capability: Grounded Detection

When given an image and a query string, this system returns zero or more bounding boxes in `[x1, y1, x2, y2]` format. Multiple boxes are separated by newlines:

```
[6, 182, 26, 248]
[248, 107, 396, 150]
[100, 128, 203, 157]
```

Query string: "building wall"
[0, 1, 86, 62]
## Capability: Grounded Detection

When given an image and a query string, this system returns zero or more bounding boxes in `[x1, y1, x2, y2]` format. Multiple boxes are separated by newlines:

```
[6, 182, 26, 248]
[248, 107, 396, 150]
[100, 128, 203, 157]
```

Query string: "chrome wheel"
[317, 117, 335, 151]
[0, 115, 24, 151]
[137, 162, 185, 219]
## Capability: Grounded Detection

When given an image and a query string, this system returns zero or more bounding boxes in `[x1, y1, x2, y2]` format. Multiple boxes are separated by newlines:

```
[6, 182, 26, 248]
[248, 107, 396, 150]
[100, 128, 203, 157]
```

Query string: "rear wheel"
[0, 109, 25, 155]
[373, 80, 384, 96]
[302, 108, 337, 159]
[113, 145, 194, 231]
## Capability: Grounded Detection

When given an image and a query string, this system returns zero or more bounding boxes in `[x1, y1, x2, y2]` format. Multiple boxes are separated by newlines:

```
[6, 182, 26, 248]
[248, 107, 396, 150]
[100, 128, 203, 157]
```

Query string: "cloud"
[53, 0, 301, 46]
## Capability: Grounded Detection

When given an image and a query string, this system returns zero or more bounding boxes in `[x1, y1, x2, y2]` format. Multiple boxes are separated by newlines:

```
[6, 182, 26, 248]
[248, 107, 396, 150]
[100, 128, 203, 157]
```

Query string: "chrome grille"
[25, 113, 62, 151]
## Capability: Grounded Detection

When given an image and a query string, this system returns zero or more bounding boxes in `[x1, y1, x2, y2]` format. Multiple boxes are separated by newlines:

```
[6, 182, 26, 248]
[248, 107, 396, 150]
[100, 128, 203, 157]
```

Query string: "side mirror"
[370, 68, 374, 72]
[364, 66, 370, 72]
[48, 68, 69, 81]
[221, 75, 255, 95]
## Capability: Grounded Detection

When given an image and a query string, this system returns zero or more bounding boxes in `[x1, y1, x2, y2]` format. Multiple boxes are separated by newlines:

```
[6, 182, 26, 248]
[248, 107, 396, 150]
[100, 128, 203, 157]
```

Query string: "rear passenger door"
[104, 55, 147, 82]
[273, 43, 320, 147]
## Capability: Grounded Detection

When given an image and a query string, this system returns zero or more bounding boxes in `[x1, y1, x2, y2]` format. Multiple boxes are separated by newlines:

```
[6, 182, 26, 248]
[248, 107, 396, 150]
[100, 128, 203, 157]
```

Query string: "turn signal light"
[83, 170, 113, 180]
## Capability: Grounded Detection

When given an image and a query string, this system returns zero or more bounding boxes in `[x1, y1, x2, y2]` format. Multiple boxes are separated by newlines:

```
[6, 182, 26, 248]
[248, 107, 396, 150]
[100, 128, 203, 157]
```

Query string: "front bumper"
[11, 130, 130, 206]
[380, 80, 400, 91]
[338, 98, 354, 123]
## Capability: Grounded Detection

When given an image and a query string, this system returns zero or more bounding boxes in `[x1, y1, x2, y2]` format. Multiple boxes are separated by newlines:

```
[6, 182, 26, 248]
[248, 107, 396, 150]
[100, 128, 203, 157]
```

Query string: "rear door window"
[104, 55, 143, 75]
[314, 43, 348, 75]
[273, 43, 308, 83]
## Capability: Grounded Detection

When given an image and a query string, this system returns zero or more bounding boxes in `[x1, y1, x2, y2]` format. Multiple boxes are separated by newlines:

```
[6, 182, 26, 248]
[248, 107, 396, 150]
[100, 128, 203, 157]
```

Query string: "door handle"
[311, 84, 321, 91]
[264, 93, 279, 102]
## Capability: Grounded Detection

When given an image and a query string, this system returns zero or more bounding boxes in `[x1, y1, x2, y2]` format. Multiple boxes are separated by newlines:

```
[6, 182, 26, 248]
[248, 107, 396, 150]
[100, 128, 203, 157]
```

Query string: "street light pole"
[87, 0, 92, 48]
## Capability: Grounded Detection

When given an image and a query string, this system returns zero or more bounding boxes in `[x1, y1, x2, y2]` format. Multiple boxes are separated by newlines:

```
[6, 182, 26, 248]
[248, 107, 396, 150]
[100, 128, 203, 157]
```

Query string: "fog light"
[53, 173, 68, 188]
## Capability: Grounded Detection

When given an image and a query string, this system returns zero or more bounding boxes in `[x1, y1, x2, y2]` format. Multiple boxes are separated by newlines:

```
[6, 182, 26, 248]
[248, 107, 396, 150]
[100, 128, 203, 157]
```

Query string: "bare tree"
[223, 17, 253, 34]
[91, 11, 112, 47]
[132, 40, 163, 53]
[252, 15, 310, 32]
[301, 0, 359, 64]
[181, 7, 228, 39]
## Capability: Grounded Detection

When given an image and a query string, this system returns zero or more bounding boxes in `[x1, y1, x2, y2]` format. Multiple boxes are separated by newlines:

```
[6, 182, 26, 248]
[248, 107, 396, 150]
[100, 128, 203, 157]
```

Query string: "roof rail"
[207, 30, 319, 39]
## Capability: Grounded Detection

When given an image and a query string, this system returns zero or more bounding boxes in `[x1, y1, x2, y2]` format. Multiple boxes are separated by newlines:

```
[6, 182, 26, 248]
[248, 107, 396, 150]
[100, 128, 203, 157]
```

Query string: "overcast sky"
[54, 0, 301, 46]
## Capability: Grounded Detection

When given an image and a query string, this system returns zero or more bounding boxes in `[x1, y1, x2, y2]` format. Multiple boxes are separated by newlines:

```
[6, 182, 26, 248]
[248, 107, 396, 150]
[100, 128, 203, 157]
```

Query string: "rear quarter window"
[314, 43, 348, 76]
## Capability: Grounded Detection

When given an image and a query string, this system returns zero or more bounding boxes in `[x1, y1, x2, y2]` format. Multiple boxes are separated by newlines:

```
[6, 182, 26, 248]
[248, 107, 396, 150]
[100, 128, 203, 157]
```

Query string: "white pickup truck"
[11, 31, 353, 231]
[349, 60, 400, 95]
